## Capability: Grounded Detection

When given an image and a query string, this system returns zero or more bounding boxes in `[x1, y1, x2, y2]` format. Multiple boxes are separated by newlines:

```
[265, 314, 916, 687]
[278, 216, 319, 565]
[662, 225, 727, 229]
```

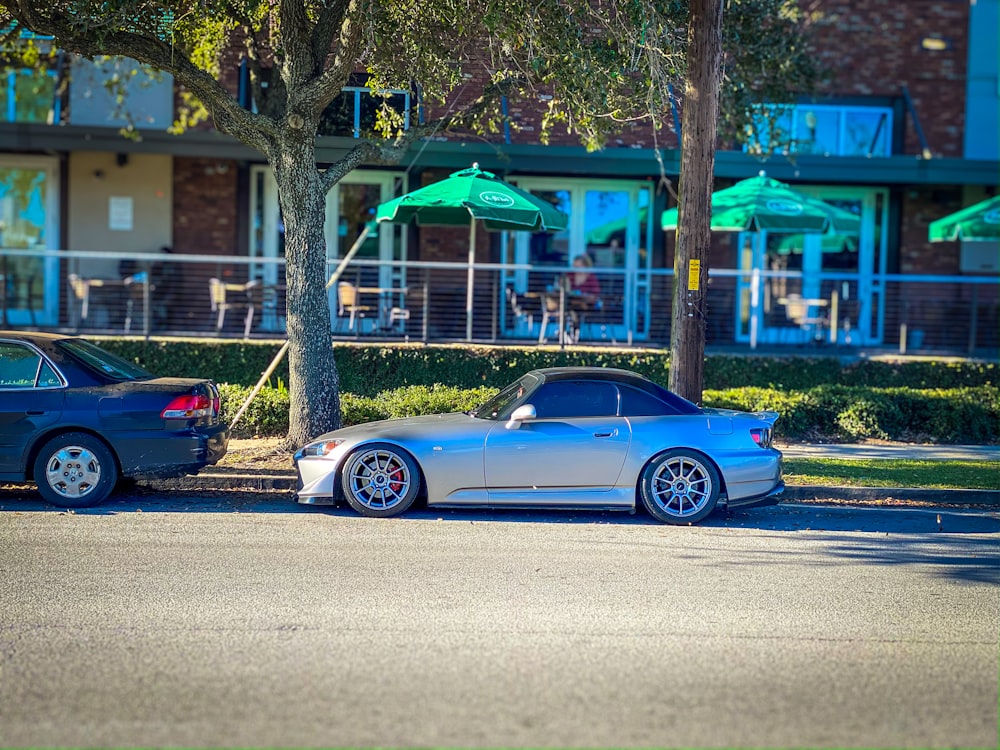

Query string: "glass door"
[0, 155, 60, 327]
[735, 186, 886, 346]
[508, 179, 652, 342]
[250, 167, 407, 332]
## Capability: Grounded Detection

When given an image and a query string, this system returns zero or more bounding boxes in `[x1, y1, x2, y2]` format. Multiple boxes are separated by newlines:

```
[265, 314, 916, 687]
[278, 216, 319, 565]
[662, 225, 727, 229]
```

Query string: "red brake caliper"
[388, 462, 404, 494]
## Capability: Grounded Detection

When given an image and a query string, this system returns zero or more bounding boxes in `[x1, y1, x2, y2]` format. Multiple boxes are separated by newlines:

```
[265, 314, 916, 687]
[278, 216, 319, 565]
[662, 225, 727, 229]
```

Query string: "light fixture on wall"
[920, 36, 951, 51]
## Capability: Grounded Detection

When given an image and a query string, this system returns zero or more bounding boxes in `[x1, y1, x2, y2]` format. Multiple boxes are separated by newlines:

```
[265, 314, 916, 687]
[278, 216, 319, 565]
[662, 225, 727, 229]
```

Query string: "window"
[0, 68, 58, 124]
[319, 81, 411, 139]
[471, 374, 538, 420]
[746, 104, 893, 157]
[529, 381, 619, 419]
[0, 343, 62, 388]
[619, 385, 672, 417]
[57, 339, 151, 382]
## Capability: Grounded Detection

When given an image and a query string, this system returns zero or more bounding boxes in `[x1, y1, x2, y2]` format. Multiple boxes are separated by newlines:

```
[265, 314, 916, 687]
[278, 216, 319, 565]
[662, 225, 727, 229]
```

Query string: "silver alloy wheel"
[346, 447, 413, 511]
[44, 445, 103, 500]
[648, 454, 715, 518]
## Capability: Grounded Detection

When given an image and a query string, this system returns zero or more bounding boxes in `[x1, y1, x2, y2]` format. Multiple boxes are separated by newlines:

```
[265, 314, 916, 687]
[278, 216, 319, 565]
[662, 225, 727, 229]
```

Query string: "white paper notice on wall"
[109, 196, 134, 231]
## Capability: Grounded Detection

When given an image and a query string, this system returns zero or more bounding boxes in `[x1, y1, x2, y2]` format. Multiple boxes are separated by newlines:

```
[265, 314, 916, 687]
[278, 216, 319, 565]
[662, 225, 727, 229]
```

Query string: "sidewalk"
[779, 443, 1000, 462]
[169, 442, 999, 507]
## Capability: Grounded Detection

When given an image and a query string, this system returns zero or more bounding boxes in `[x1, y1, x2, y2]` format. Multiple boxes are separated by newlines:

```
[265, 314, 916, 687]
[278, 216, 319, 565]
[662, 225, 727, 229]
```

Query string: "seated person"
[563, 253, 602, 307]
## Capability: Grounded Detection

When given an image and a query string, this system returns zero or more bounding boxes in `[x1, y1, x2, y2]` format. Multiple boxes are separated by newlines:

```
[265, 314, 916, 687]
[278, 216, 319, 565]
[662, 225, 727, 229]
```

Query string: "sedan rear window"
[57, 339, 152, 382]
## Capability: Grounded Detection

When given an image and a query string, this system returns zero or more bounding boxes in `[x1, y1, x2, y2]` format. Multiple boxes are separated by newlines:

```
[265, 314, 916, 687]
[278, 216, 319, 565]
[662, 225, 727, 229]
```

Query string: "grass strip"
[783, 458, 1000, 490]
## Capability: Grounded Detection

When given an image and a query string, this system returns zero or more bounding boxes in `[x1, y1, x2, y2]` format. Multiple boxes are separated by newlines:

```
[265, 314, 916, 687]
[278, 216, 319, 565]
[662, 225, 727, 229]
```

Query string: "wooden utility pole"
[669, 0, 724, 403]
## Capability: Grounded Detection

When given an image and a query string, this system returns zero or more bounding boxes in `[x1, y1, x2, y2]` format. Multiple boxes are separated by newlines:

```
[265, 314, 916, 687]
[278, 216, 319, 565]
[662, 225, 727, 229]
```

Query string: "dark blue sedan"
[0, 331, 229, 508]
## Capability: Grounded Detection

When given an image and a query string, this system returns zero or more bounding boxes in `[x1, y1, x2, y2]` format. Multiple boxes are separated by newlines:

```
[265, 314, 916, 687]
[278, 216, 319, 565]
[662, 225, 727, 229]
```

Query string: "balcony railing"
[1, 248, 997, 358]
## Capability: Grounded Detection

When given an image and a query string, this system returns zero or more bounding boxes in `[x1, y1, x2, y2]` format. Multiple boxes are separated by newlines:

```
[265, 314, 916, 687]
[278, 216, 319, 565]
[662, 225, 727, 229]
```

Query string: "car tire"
[33, 432, 119, 509]
[639, 449, 721, 525]
[341, 443, 421, 518]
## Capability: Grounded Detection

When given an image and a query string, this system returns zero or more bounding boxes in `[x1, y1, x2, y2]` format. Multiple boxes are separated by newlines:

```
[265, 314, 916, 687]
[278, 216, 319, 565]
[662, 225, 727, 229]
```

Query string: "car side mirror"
[505, 403, 537, 430]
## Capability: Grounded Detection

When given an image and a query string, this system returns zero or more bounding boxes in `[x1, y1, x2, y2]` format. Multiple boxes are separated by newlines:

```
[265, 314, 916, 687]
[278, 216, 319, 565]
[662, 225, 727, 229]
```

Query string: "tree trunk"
[273, 136, 341, 449]
[669, 0, 723, 404]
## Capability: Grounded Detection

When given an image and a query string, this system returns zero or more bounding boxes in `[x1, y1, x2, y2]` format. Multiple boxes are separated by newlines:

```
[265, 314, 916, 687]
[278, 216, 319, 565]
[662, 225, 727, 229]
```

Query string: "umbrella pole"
[466, 221, 476, 341]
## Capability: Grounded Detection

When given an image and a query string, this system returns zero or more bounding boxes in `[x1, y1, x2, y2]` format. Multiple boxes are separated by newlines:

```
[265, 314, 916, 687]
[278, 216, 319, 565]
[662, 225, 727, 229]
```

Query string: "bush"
[93, 337, 997, 393]
[220, 382, 999, 445]
[97, 335, 999, 445]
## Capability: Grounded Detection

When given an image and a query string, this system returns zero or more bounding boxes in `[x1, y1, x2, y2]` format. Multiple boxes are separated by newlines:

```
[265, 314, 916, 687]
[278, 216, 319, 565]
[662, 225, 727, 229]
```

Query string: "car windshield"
[469, 373, 539, 420]
[57, 339, 153, 382]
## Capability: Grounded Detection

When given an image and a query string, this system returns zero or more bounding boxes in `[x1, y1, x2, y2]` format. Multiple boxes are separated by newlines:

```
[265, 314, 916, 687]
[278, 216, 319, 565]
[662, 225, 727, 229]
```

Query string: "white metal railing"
[2, 247, 997, 357]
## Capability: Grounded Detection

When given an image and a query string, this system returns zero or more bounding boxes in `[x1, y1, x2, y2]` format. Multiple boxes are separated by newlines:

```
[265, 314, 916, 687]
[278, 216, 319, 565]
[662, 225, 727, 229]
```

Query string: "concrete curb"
[158, 473, 1000, 506]
[779, 485, 1000, 506]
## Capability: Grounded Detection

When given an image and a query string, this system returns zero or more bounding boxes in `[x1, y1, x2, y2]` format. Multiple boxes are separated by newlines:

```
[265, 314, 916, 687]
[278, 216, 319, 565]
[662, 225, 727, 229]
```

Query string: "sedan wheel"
[640, 449, 721, 525]
[33, 432, 118, 508]
[341, 443, 420, 518]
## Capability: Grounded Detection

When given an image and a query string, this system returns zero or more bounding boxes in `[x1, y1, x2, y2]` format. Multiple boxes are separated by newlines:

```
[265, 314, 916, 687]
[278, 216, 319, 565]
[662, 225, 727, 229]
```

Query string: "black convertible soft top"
[529, 367, 701, 415]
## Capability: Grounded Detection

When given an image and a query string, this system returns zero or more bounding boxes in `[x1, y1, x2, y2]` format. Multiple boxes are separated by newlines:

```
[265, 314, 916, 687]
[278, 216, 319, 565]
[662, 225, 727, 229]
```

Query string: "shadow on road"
[3, 483, 997, 535]
[5, 485, 997, 586]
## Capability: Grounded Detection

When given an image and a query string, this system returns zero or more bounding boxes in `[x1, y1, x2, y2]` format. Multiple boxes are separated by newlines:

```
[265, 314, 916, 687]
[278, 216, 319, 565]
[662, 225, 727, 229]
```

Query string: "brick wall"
[422, 1, 970, 156]
[171, 158, 241, 330]
[790, 1, 968, 156]
[173, 158, 240, 256]
[900, 187, 964, 274]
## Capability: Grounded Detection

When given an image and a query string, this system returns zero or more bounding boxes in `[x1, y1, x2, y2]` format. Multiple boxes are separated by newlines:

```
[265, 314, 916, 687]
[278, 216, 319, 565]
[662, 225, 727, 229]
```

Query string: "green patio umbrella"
[928, 196, 1000, 242]
[661, 171, 860, 234]
[376, 164, 569, 340]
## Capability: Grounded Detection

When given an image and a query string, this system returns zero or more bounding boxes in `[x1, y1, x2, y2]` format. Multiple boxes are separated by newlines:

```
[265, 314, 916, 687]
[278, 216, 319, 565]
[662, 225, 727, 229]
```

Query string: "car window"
[529, 381, 619, 419]
[0, 342, 63, 389]
[471, 373, 539, 420]
[619, 384, 676, 416]
[56, 338, 152, 382]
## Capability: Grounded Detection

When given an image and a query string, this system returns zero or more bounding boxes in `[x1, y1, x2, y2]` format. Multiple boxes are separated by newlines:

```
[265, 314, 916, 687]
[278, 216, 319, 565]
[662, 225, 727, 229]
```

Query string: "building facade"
[1, 0, 997, 353]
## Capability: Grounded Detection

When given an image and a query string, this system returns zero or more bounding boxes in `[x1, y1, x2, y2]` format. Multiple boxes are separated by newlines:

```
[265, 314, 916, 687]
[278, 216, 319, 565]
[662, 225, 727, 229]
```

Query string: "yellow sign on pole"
[688, 259, 701, 291]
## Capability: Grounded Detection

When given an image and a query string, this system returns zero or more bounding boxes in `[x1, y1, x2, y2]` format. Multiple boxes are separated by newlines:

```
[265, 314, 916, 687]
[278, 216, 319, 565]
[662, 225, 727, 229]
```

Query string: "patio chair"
[67, 273, 91, 330]
[336, 281, 375, 334]
[505, 287, 534, 338]
[779, 294, 829, 343]
[209, 278, 262, 338]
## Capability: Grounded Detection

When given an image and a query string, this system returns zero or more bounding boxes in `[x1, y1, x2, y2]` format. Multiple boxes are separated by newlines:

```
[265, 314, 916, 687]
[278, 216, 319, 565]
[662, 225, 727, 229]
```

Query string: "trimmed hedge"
[703, 385, 1000, 444]
[97, 338, 997, 394]
[219, 382, 1000, 444]
[95, 338, 997, 443]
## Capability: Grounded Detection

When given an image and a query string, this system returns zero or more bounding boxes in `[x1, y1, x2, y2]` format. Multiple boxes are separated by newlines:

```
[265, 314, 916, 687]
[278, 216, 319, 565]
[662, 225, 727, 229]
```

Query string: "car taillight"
[750, 427, 772, 448]
[161, 394, 212, 419]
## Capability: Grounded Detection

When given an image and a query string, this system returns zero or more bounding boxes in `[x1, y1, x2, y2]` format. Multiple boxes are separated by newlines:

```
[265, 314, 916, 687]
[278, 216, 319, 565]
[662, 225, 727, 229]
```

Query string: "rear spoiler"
[753, 410, 779, 426]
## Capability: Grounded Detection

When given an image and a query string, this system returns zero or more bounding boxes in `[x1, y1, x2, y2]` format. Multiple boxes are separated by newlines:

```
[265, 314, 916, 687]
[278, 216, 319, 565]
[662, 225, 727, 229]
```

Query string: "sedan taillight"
[750, 427, 772, 448]
[161, 393, 212, 419]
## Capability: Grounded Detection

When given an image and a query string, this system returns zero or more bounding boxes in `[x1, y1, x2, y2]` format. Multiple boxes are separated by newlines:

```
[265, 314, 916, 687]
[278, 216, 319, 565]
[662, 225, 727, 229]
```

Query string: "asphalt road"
[1, 488, 997, 748]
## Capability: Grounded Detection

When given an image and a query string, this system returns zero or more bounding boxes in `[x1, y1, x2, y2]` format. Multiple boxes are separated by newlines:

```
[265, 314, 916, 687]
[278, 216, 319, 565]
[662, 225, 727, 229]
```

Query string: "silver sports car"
[294, 367, 783, 525]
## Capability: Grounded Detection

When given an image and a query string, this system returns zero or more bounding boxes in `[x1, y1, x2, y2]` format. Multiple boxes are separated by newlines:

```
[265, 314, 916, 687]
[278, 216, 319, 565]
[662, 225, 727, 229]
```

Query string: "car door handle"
[25, 410, 48, 416]
[593, 430, 617, 438]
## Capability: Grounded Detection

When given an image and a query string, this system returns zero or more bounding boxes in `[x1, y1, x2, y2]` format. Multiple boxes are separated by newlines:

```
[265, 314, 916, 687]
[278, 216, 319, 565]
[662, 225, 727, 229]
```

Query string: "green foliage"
[704, 385, 999, 444]
[94, 337, 290, 387]
[220, 378, 999, 446]
[341, 385, 499, 427]
[96, 339, 997, 394]
[217, 383, 291, 439]
[783, 458, 1000, 491]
